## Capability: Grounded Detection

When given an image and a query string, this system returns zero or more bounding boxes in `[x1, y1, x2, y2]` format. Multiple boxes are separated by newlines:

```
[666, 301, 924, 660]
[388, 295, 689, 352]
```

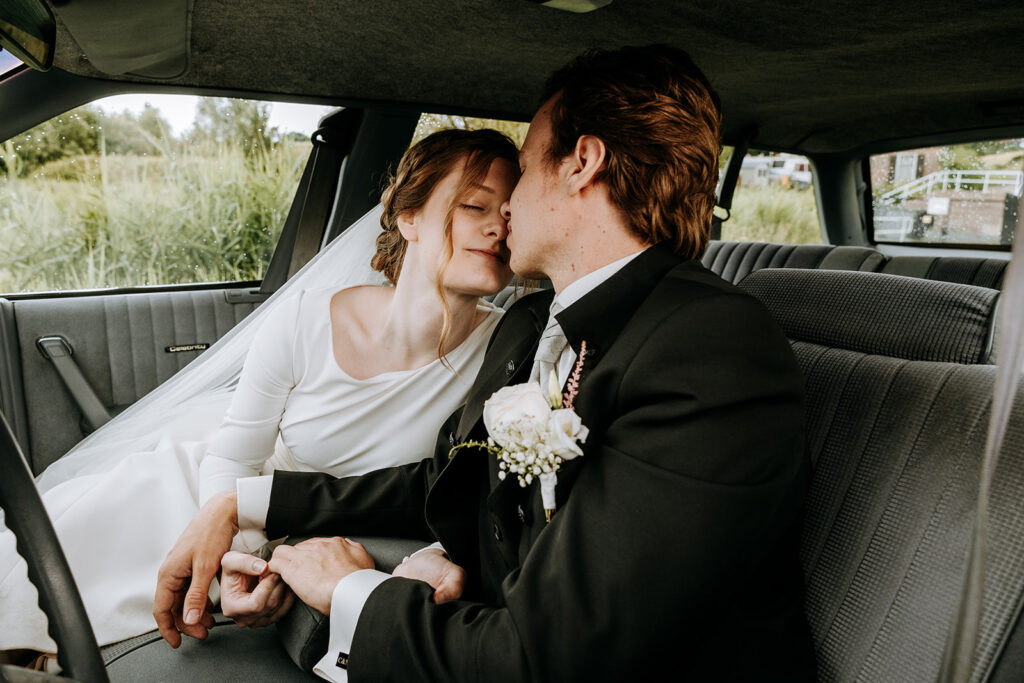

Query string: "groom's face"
[504, 97, 569, 279]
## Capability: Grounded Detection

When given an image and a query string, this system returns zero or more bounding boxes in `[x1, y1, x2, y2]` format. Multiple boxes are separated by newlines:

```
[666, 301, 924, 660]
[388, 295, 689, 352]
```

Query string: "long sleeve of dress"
[197, 292, 304, 506]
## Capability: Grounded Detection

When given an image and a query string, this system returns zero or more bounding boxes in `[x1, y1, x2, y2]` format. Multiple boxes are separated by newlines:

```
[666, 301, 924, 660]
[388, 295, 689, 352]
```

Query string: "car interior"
[1, 1, 1023, 681]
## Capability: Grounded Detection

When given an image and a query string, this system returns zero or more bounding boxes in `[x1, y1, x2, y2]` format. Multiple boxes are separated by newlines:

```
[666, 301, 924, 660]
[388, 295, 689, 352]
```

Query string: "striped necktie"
[529, 303, 567, 386]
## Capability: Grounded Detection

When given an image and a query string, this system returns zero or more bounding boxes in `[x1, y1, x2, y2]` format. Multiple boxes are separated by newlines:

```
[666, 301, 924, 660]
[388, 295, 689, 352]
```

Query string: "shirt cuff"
[405, 541, 447, 563]
[236, 475, 274, 531]
[312, 570, 391, 682]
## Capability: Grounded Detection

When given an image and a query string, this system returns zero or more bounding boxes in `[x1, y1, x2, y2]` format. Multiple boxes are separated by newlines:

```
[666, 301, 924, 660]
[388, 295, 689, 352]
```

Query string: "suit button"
[492, 522, 503, 542]
[505, 360, 515, 376]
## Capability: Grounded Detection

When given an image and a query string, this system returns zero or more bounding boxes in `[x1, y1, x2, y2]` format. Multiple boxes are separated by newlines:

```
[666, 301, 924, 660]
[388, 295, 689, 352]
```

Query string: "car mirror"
[0, 0, 55, 71]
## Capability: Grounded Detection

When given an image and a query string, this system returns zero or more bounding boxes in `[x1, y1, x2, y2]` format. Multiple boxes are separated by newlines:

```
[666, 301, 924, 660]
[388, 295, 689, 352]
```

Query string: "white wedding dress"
[0, 285, 502, 651]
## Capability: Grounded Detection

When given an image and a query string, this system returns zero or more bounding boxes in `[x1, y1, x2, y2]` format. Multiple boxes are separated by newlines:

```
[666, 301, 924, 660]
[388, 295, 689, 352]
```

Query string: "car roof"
[41, 0, 1024, 156]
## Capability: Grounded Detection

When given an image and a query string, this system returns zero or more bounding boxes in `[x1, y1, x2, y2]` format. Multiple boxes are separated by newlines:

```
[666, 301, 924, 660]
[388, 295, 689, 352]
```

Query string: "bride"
[0, 128, 520, 654]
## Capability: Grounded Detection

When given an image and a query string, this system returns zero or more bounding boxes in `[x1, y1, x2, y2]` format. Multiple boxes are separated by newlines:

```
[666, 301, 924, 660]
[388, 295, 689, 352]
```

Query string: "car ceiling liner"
[50, 0, 192, 79]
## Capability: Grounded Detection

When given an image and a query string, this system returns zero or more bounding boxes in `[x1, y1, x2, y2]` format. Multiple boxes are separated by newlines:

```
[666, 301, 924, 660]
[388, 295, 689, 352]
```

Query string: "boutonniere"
[451, 343, 590, 522]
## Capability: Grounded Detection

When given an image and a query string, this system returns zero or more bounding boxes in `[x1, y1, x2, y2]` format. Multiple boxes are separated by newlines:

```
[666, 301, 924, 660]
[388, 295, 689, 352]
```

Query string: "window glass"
[717, 147, 822, 244]
[0, 94, 334, 293]
[413, 113, 528, 147]
[0, 51, 22, 78]
[870, 139, 1024, 246]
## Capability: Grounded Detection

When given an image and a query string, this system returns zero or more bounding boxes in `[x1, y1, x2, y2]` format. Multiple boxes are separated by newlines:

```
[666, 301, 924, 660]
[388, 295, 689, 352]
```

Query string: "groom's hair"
[541, 45, 722, 260]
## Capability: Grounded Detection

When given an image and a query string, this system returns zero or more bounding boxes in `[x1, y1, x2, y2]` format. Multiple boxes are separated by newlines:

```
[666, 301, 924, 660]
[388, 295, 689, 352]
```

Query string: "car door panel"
[8, 287, 263, 474]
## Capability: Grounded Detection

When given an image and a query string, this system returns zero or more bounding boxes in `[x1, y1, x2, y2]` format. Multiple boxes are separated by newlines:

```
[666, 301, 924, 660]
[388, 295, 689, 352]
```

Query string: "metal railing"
[878, 170, 1024, 204]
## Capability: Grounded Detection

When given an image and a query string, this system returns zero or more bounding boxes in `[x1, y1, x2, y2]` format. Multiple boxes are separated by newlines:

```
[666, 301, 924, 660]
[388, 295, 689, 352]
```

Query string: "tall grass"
[722, 185, 822, 244]
[0, 140, 308, 293]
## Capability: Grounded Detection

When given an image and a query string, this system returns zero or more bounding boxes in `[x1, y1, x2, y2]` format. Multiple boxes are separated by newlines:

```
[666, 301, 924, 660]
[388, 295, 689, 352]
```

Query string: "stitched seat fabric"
[702, 241, 884, 284]
[739, 269, 1023, 682]
[883, 256, 1008, 289]
[739, 269, 999, 364]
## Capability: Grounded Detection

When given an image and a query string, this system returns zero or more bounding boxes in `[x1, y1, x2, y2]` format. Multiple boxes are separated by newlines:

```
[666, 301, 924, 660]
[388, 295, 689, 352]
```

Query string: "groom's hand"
[392, 548, 467, 604]
[220, 551, 296, 627]
[154, 490, 239, 647]
[268, 537, 374, 615]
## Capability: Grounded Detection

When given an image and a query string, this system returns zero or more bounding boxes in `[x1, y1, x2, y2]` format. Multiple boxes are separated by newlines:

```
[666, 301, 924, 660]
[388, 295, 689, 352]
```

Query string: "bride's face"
[405, 157, 517, 297]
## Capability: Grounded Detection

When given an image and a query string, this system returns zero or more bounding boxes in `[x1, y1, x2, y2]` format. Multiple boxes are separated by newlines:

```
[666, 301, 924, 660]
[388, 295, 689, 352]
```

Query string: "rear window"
[870, 139, 1024, 246]
[413, 113, 527, 146]
[717, 146, 823, 244]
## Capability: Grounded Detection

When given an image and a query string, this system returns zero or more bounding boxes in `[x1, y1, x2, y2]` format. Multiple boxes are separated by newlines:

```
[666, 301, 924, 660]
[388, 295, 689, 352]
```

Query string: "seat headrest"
[738, 269, 999, 364]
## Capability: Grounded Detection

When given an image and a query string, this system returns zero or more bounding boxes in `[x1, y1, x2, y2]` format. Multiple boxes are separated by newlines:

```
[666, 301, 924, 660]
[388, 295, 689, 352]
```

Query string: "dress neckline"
[325, 287, 499, 383]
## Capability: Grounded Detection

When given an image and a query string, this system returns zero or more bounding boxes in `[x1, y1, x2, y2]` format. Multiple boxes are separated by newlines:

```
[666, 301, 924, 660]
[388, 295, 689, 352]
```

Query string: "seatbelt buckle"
[36, 335, 73, 360]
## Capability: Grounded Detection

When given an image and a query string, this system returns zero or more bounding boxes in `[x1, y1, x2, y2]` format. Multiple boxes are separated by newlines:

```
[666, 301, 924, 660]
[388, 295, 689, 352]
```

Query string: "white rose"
[546, 408, 589, 459]
[483, 383, 552, 448]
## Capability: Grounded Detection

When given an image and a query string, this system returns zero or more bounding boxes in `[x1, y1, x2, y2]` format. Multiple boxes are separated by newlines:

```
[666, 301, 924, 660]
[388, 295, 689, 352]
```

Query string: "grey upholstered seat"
[882, 256, 1009, 289]
[702, 240, 885, 284]
[740, 268, 1022, 682]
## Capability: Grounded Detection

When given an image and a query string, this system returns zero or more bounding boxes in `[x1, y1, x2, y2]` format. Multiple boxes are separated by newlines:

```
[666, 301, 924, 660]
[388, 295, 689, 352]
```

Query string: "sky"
[93, 94, 335, 137]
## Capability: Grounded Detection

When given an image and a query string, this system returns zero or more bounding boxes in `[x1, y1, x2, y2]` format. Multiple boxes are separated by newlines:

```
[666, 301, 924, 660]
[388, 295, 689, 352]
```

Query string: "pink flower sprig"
[562, 340, 587, 412]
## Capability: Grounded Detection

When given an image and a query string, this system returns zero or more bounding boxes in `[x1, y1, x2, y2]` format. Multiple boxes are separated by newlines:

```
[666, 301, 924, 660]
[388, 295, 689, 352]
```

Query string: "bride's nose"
[485, 211, 509, 239]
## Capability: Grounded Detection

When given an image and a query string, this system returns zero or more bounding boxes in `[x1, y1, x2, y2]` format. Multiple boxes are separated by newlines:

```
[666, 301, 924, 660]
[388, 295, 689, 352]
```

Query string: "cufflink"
[337, 652, 349, 669]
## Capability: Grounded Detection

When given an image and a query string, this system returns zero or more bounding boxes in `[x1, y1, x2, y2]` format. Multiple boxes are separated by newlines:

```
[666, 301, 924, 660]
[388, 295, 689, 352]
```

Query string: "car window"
[870, 138, 1024, 246]
[0, 94, 333, 293]
[413, 113, 528, 146]
[717, 146, 823, 244]
[0, 51, 22, 78]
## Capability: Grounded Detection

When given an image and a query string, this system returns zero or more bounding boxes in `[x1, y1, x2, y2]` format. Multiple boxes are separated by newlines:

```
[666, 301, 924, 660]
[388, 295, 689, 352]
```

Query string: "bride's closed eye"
[459, 203, 485, 211]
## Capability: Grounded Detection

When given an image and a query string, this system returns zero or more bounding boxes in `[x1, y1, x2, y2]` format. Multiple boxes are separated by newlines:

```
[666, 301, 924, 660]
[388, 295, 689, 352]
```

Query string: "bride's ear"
[397, 210, 419, 242]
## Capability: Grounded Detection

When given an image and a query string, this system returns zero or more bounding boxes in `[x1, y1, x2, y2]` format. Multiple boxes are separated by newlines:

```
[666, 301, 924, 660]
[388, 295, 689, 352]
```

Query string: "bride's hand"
[392, 548, 467, 604]
[220, 551, 296, 627]
[153, 490, 239, 647]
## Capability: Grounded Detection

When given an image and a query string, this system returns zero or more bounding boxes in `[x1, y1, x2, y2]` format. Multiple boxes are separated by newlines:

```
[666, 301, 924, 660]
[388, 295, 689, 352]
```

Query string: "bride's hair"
[374, 128, 518, 364]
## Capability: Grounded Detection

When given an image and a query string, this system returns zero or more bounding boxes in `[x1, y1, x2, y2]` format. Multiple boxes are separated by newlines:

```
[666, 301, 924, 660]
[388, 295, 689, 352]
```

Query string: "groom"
[156, 45, 816, 680]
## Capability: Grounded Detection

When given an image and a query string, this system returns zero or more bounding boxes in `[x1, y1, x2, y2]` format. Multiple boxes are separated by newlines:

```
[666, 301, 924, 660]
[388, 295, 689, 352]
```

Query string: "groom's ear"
[565, 135, 607, 196]
[397, 210, 419, 241]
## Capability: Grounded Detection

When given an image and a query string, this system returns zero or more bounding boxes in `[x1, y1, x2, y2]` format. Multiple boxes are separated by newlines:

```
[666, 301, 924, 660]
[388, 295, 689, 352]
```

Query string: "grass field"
[723, 184, 822, 244]
[0, 141, 308, 293]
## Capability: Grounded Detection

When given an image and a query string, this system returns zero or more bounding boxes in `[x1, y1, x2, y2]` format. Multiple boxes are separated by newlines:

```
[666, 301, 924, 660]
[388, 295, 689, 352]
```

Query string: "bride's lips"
[468, 249, 509, 264]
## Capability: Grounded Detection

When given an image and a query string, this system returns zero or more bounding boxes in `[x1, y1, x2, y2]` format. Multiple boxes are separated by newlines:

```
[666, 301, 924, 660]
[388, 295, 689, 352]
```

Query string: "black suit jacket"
[268, 244, 816, 681]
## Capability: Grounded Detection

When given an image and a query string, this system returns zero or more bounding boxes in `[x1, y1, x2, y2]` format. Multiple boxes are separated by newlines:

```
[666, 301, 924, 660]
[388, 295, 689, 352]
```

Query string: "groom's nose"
[500, 200, 511, 223]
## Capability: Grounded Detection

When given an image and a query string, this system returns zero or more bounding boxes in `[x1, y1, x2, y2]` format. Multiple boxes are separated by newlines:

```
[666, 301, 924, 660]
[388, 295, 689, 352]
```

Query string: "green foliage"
[0, 141, 309, 293]
[189, 98, 279, 156]
[938, 144, 983, 171]
[101, 104, 174, 156]
[722, 185, 822, 245]
[1, 108, 100, 176]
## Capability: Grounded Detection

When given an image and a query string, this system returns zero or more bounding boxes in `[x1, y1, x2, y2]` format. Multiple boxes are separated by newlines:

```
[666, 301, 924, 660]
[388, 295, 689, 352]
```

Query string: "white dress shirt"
[237, 249, 644, 682]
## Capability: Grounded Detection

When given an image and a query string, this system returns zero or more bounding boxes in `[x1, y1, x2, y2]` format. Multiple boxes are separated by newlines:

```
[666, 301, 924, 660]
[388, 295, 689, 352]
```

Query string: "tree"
[2, 106, 100, 176]
[102, 104, 174, 156]
[189, 98, 278, 155]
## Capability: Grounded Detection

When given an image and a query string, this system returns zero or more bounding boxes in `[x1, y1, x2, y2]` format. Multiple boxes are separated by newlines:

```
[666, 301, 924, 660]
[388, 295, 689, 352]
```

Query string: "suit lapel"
[455, 290, 552, 440]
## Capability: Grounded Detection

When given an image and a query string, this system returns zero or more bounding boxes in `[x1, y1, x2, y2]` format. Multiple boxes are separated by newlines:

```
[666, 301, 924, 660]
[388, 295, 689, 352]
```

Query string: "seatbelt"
[36, 335, 111, 433]
[711, 125, 757, 241]
[260, 110, 361, 295]
[938, 243, 1024, 681]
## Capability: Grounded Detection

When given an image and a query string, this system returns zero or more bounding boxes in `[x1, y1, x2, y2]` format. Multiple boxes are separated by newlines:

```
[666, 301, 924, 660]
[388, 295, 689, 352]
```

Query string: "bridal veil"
[35, 206, 389, 493]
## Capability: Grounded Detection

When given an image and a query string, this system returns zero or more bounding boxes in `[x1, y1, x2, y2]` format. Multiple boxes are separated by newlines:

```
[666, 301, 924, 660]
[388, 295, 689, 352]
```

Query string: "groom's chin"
[509, 260, 547, 282]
